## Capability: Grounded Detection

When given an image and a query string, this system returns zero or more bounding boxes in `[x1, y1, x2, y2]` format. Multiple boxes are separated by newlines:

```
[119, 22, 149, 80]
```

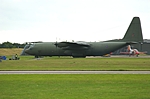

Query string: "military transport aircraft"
[120, 45, 147, 57]
[25, 17, 143, 58]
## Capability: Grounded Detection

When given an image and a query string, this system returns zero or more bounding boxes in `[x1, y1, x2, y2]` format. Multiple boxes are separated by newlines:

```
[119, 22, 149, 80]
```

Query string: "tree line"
[0, 41, 26, 48]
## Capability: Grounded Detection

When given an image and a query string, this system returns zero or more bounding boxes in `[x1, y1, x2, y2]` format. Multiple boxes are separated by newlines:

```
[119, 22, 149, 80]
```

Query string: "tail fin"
[122, 17, 143, 43]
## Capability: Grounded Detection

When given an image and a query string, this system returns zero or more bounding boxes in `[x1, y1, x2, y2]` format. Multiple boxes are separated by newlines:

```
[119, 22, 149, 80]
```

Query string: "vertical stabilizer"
[122, 17, 143, 42]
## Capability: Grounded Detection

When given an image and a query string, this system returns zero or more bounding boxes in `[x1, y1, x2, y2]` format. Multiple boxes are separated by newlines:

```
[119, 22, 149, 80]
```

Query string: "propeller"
[54, 38, 60, 58]
[54, 41, 58, 48]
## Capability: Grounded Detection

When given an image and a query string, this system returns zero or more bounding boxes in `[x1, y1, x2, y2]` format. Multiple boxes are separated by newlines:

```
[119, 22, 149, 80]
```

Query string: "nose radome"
[25, 49, 30, 54]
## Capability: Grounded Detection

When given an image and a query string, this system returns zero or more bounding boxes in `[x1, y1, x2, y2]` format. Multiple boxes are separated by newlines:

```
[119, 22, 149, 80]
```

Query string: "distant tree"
[0, 41, 13, 48]
[19, 43, 26, 48]
[0, 42, 26, 48]
[13, 43, 20, 48]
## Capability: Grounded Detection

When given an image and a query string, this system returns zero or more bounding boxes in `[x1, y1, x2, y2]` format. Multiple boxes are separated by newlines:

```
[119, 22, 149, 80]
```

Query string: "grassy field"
[0, 48, 23, 56]
[0, 56, 150, 70]
[0, 48, 150, 71]
[0, 74, 150, 99]
[1, 49, 150, 99]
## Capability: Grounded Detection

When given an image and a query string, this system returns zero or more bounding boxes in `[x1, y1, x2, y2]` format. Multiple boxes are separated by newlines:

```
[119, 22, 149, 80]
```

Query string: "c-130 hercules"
[25, 17, 143, 58]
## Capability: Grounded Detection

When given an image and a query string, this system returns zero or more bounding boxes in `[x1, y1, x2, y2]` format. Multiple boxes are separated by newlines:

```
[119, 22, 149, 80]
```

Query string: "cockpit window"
[30, 44, 35, 48]
[28, 44, 35, 50]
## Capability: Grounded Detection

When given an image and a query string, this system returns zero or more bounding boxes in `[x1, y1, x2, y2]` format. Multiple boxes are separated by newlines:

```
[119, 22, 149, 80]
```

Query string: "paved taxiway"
[0, 71, 150, 74]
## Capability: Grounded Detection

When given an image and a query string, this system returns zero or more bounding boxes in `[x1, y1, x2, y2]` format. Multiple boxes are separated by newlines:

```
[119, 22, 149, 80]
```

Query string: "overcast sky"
[0, 0, 150, 43]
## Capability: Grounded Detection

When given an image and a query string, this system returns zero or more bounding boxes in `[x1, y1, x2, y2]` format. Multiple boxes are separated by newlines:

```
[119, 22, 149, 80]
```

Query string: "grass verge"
[0, 57, 150, 70]
[0, 74, 150, 99]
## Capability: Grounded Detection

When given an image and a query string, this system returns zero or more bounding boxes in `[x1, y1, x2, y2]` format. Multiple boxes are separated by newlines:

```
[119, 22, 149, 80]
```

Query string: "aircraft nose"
[24, 44, 35, 54]
[25, 49, 30, 54]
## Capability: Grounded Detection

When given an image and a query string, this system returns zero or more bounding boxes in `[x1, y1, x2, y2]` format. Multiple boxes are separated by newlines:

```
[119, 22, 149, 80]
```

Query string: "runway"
[0, 71, 150, 74]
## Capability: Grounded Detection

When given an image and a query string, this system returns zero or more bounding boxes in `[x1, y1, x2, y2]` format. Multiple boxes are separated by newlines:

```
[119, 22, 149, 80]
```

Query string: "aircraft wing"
[56, 42, 90, 50]
[139, 51, 147, 54]
[120, 52, 130, 55]
[126, 42, 137, 44]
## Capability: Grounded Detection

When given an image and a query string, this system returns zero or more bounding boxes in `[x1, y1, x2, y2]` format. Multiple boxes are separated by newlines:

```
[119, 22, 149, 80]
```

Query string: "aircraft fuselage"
[25, 42, 127, 57]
